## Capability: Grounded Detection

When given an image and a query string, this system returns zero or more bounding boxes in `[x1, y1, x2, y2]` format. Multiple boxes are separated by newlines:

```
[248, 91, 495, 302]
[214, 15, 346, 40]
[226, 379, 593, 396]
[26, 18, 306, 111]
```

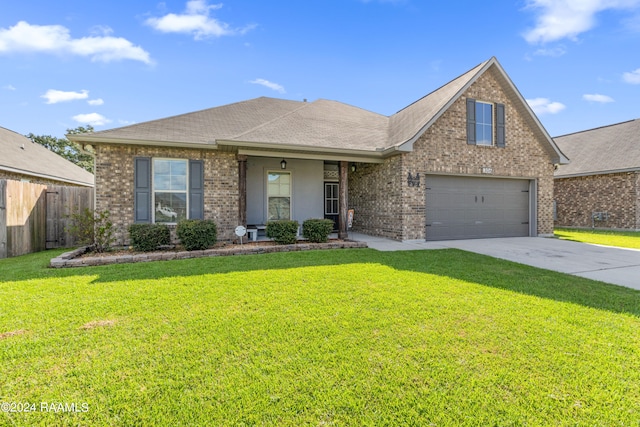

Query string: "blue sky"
[1, 0, 639, 139]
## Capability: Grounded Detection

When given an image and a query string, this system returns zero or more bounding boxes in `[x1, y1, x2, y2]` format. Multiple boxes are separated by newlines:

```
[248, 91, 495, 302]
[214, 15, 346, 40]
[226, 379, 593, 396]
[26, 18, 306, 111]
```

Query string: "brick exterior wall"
[349, 67, 556, 241]
[94, 144, 239, 245]
[554, 171, 640, 230]
[0, 171, 89, 187]
[348, 156, 404, 240]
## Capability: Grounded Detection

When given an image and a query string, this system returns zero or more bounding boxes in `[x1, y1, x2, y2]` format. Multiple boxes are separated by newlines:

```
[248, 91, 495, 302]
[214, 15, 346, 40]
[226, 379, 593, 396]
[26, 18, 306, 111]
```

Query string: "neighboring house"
[554, 119, 640, 230]
[69, 57, 567, 244]
[1, 126, 94, 258]
[0, 126, 94, 187]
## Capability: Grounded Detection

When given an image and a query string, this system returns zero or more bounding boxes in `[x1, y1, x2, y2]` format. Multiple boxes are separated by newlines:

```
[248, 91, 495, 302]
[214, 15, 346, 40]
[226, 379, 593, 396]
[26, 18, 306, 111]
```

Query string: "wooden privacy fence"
[0, 179, 94, 258]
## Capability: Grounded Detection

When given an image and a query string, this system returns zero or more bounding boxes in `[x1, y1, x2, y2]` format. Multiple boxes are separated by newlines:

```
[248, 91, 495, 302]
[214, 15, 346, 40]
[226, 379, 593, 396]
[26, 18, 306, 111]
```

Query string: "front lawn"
[555, 227, 640, 249]
[1, 249, 639, 426]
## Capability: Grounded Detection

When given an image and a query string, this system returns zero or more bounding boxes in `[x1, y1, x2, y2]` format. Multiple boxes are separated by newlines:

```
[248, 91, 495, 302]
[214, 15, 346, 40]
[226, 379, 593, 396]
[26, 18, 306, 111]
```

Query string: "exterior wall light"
[280, 159, 287, 169]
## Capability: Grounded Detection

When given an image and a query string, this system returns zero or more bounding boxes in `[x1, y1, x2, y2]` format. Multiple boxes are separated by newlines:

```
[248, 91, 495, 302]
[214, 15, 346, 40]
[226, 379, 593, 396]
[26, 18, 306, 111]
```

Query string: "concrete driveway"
[350, 233, 640, 290]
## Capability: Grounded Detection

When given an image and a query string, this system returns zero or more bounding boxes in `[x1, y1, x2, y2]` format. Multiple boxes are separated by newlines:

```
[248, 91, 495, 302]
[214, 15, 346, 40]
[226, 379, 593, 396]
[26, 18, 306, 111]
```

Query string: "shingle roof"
[388, 61, 486, 147]
[70, 57, 567, 164]
[554, 119, 640, 177]
[0, 126, 94, 186]
[81, 97, 306, 145]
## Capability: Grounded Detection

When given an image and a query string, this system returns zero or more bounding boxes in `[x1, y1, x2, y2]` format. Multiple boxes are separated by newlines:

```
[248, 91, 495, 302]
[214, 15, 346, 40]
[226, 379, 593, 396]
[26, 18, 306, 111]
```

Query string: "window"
[325, 183, 339, 215]
[475, 101, 493, 146]
[134, 157, 204, 224]
[267, 171, 291, 220]
[153, 159, 187, 223]
[466, 98, 505, 147]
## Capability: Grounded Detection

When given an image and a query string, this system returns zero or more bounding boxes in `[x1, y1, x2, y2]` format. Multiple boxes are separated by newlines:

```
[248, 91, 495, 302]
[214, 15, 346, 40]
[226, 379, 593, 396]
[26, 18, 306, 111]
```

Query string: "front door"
[324, 182, 339, 231]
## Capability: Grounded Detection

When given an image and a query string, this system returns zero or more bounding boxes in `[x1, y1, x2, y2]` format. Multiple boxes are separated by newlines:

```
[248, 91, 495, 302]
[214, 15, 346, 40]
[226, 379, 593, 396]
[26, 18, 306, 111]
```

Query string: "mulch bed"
[50, 239, 367, 268]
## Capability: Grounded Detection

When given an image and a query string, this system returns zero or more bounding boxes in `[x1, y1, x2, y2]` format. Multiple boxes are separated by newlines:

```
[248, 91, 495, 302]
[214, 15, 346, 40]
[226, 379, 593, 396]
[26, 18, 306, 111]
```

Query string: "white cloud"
[146, 0, 255, 39]
[0, 21, 152, 64]
[3, 84, 16, 90]
[88, 98, 104, 106]
[89, 25, 114, 37]
[533, 46, 567, 57]
[582, 93, 614, 103]
[41, 89, 88, 104]
[527, 97, 566, 115]
[623, 68, 640, 83]
[72, 113, 111, 126]
[523, 0, 640, 44]
[249, 78, 285, 94]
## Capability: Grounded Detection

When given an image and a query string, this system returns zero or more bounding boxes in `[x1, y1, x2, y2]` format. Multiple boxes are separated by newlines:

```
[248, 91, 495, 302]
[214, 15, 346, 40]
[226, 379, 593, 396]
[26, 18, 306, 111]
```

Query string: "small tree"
[27, 125, 95, 173]
[66, 208, 115, 253]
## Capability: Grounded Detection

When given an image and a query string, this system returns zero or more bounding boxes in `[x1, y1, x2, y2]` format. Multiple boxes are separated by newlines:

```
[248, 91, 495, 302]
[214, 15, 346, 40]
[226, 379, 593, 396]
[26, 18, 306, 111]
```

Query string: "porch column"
[338, 160, 348, 239]
[238, 155, 247, 226]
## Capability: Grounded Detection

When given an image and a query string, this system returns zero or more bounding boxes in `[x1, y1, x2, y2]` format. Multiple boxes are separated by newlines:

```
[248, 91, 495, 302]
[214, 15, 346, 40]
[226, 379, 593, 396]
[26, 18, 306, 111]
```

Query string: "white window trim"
[266, 170, 292, 221]
[152, 157, 189, 224]
[475, 100, 494, 146]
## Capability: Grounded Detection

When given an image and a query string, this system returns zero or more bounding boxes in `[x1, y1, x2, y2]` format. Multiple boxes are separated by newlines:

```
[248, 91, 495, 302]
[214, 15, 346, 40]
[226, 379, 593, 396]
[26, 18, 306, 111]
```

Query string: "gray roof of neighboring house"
[554, 118, 640, 178]
[0, 126, 94, 186]
[70, 57, 567, 164]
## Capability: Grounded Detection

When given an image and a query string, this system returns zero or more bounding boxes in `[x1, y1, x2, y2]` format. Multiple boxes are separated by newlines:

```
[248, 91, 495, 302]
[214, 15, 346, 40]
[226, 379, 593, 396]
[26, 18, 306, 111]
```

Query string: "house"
[554, 119, 640, 230]
[0, 126, 94, 258]
[0, 126, 94, 187]
[68, 57, 567, 245]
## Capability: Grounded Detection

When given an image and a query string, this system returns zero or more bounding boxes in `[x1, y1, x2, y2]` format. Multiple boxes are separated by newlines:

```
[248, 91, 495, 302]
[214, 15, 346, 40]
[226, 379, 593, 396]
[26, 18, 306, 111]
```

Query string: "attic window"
[466, 98, 505, 147]
[475, 101, 493, 146]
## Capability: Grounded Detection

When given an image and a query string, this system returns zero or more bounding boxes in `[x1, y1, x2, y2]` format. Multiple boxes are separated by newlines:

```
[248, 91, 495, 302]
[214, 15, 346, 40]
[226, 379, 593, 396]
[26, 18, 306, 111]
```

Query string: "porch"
[237, 154, 376, 240]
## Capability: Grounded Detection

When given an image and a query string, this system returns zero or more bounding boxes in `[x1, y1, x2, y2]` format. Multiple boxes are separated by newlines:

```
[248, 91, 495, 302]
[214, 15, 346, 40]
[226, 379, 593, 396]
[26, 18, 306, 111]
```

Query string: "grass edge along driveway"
[555, 227, 640, 249]
[1, 248, 639, 426]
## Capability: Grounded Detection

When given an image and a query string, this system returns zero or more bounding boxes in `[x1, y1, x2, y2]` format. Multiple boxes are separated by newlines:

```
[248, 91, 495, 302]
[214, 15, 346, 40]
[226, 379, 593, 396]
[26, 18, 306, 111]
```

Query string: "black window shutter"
[496, 103, 506, 148]
[466, 98, 476, 145]
[189, 160, 204, 220]
[134, 157, 151, 223]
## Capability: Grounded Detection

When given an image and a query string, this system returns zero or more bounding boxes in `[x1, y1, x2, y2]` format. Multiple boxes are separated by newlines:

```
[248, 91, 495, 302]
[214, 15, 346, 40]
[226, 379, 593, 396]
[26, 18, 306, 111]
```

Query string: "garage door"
[425, 175, 531, 241]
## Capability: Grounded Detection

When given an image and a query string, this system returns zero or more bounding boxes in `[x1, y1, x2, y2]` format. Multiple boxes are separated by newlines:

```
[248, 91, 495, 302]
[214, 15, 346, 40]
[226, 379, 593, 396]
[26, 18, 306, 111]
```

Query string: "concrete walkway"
[349, 233, 640, 290]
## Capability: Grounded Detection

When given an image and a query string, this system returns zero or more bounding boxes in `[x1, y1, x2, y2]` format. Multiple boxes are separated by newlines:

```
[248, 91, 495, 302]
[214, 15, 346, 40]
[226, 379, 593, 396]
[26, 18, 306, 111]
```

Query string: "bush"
[128, 224, 170, 252]
[266, 220, 299, 245]
[302, 219, 335, 243]
[66, 208, 115, 253]
[176, 219, 218, 251]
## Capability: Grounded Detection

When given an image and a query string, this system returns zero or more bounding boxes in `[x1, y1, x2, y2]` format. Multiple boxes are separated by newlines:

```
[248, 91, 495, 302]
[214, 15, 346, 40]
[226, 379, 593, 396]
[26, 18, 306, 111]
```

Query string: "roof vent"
[20, 144, 24, 150]
[303, 98, 307, 102]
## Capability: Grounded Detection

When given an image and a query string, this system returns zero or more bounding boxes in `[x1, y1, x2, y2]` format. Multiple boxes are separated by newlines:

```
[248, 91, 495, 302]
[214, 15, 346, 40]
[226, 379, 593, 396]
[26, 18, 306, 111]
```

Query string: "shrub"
[266, 220, 299, 245]
[176, 219, 218, 251]
[302, 219, 335, 243]
[128, 224, 170, 252]
[66, 208, 115, 253]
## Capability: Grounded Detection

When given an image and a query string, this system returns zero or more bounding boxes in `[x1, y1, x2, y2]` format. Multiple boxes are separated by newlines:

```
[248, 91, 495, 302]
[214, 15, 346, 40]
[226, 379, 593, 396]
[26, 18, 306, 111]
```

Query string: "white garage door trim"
[425, 175, 537, 241]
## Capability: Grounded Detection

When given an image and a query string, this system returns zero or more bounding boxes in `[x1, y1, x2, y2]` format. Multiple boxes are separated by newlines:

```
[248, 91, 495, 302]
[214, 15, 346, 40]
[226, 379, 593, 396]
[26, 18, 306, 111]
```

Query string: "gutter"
[68, 134, 402, 163]
[217, 139, 391, 161]
[67, 134, 219, 151]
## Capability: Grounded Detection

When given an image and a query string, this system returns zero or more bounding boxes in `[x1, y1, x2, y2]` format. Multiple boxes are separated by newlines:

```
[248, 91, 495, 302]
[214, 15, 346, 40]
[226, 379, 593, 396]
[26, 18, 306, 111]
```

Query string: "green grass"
[1, 248, 639, 426]
[555, 227, 640, 249]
